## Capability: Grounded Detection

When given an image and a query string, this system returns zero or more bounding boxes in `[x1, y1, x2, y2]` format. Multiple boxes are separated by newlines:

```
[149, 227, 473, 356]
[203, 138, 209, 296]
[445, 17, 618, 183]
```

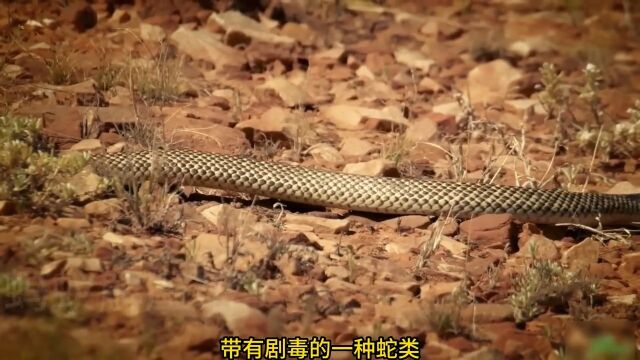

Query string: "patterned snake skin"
[91, 149, 640, 225]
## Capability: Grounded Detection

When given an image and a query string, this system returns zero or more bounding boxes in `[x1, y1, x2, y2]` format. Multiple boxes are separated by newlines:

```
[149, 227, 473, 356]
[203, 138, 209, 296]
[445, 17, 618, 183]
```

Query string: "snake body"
[92, 149, 640, 226]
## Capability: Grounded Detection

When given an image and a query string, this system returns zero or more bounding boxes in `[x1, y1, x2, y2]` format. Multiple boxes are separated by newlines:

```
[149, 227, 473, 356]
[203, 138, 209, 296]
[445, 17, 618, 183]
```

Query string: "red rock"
[201, 299, 268, 337]
[517, 234, 559, 261]
[460, 214, 514, 248]
[405, 117, 438, 143]
[381, 215, 431, 231]
[465, 257, 499, 279]
[588, 262, 616, 279]
[445, 336, 475, 353]
[461, 303, 513, 323]
[479, 322, 552, 358]
[561, 239, 600, 271]
[428, 217, 459, 236]
[619, 252, 640, 275]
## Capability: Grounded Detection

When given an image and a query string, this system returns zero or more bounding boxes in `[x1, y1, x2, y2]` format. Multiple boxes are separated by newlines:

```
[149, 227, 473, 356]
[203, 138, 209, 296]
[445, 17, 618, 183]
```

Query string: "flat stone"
[201, 299, 268, 337]
[102, 232, 145, 247]
[56, 217, 90, 230]
[69, 139, 102, 151]
[84, 198, 121, 217]
[325, 265, 350, 280]
[428, 217, 458, 236]
[461, 303, 513, 323]
[561, 238, 600, 272]
[339, 138, 377, 158]
[420, 281, 462, 301]
[65, 257, 103, 273]
[343, 158, 395, 177]
[465, 257, 498, 279]
[285, 213, 350, 234]
[81, 257, 103, 272]
[41, 259, 66, 278]
[381, 215, 431, 231]
[405, 117, 438, 143]
[153, 300, 198, 321]
[200, 204, 258, 231]
[438, 236, 468, 257]
[588, 262, 615, 279]
[517, 234, 559, 261]
[460, 214, 513, 248]
[619, 252, 640, 275]
[607, 294, 636, 305]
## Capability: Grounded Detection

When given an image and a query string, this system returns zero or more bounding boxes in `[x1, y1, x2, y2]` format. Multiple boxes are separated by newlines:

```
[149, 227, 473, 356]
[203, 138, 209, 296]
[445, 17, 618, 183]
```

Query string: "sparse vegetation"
[510, 257, 597, 323]
[22, 232, 93, 266]
[0, 272, 29, 314]
[94, 59, 123, 91]
[426, 285, 469, 338]
[126, 41, 181, 104]
[46, 52, 76, 85]
[109, 110, 181, 234]
[538, 62, 640, 159]
[382, 131, 413, 168]
[0, 115, 88, 213]
[45, 293, 86, 322]
[113, 177, 182, 234]
[538, 63, 571, 120]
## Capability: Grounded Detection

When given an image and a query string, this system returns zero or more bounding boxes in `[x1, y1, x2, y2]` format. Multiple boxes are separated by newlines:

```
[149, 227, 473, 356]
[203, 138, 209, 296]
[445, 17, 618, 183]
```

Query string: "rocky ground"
[1, 0, 640, 359]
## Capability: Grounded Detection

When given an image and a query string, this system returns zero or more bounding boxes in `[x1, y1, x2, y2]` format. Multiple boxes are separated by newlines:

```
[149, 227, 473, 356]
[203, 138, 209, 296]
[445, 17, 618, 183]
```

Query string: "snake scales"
[91, 149, 640, 226]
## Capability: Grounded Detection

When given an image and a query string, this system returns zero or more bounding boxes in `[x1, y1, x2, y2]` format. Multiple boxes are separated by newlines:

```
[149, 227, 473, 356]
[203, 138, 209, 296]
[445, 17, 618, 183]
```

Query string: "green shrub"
[510, 258, 597, 323]
[0, 115, 87, 213]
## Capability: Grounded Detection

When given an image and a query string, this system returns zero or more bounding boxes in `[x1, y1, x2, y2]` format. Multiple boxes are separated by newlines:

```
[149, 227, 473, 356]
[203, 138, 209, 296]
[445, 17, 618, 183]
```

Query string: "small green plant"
[426, 284, 469, 337]
[0, 272, 28, 299]
[538, 63, 570, 119]
[579, 63, 605, 124]
[45, 293, 86, 321]
[537, 62, 640, 159]
[127, 42, 181, 104]
[94, 60, 123, 91]
[0, 115, 88, 213]
[113, 176, 182, 234]
[0, 272, 29, 314]
[383, 132, 412, 167]
[22, 232, 93, 266]
[46, 53, 76, 85]
[510, 258, 597, 323]
[427, 301, 464, 337]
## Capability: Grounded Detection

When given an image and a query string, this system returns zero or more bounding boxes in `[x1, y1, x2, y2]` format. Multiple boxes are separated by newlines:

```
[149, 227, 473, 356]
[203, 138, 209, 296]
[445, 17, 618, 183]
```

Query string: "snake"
[91, 149, 640, 226]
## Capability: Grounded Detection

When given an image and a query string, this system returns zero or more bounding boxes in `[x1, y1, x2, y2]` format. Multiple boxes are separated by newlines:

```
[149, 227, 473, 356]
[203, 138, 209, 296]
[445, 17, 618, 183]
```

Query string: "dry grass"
[46, 52, 77, 85]
[94, 58, 123, 91]
[125, 41, 181, 105]
[414, 211, 454, 270]
[113, 177, 183, 234]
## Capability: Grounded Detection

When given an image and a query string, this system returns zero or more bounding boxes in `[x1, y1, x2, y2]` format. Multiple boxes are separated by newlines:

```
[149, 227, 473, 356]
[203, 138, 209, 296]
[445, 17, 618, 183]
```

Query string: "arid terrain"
[1, 0, 640, 359]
